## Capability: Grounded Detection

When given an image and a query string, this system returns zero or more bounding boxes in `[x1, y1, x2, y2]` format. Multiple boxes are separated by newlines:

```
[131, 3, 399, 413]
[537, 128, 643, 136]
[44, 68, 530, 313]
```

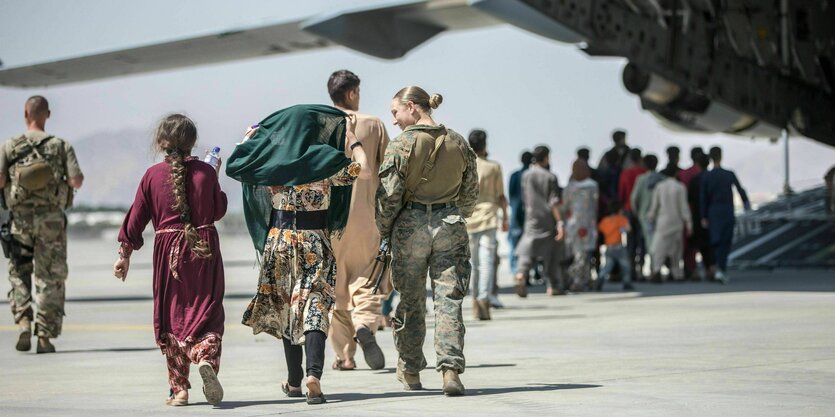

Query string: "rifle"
[369, 238, 391, 295]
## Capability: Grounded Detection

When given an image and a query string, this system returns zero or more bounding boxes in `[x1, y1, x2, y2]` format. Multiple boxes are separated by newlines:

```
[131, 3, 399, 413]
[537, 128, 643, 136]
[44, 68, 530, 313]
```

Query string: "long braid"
[167, 149, 211, 259]
[155, 113, 212, 262]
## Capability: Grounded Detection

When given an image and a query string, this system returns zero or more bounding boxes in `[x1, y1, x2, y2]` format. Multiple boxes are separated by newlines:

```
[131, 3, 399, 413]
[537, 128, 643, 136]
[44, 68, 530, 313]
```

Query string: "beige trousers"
[329, 280, 386, 361]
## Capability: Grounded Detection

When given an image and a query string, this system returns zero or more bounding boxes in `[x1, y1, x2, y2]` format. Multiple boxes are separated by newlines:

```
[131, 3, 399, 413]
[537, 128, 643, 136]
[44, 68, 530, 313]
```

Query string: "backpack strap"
[8, 135, 53, 166]
[404, 128, 448, 202]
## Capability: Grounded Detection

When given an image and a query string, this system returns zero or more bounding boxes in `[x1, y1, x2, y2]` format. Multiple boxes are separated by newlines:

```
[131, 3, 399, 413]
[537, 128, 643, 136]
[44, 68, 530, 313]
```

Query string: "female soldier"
[375, 86, 478, 396]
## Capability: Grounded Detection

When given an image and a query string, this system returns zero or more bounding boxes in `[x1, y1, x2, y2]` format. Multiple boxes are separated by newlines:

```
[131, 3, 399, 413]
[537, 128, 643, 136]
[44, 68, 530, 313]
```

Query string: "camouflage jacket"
[375, 124, 478, 237]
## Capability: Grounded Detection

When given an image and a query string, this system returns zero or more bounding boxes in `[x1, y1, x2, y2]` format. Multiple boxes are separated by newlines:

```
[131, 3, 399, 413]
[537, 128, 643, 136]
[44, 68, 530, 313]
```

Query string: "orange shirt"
[598, 214, 629, 246]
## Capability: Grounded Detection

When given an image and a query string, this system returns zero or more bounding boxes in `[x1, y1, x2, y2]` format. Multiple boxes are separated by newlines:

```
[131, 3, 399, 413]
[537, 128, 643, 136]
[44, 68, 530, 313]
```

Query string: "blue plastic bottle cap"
[212, 146, 221, 153]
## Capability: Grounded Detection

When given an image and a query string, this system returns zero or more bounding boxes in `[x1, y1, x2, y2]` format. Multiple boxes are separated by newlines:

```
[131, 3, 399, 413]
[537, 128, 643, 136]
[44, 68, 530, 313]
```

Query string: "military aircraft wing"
[0, 19, 337, 88]
[0, 0, 506, 88]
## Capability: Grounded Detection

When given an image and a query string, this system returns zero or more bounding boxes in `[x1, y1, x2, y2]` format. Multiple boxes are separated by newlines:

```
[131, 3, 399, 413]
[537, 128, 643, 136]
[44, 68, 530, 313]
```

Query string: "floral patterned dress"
[242, 162, 360, 344]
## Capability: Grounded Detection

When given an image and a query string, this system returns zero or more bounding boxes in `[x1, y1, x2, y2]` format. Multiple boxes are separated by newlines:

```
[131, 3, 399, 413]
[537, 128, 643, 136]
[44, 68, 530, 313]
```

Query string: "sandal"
[198, 361, 224, 405]
[305, 377, 326, 405]
[165, 389, 188, 407]
[282, 381, 304, 398]
[331, 358, 355, 371]
[515, 276, 528, 298]
[306, 391, 326, 405]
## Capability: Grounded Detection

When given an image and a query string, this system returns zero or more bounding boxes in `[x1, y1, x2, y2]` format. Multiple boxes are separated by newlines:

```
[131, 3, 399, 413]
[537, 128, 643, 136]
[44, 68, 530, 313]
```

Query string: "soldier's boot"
[477, 299, 491, 321]
[36, 337, 55, 354]
[442, 369, 465, 396]
[355, 326, 385, 370]
[396, 367, 422, 391]
[472, 299, 482, 320]
[15, 318, 31, 352]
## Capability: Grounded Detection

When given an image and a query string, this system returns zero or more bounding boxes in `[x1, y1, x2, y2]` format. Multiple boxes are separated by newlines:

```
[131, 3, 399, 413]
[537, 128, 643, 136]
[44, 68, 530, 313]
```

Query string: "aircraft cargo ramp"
[731, 186, 835, 269]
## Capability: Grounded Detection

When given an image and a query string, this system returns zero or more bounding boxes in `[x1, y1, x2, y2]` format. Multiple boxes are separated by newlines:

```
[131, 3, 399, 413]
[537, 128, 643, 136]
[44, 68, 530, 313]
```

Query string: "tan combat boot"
[477, 299, 491, 321]
[442, 369, 465, 396]
[36, 336, 55, 354]
[472, 299, 482, 320]
[15, 318, 31, 352]
[396, 367, 422, 391]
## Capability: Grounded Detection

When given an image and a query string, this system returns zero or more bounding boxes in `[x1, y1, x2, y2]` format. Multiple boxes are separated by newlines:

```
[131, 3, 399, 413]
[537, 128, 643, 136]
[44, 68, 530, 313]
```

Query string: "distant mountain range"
[72, 128, 244, 211]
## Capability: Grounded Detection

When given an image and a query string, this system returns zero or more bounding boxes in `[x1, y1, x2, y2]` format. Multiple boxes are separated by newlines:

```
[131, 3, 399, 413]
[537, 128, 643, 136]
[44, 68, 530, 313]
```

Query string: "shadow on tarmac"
[497, 269, 835, 299]
[465, 383, 601, 397]
[308, 383, 599, 404]
[52, 347, 158, 354]
[371, 363, 517, 375]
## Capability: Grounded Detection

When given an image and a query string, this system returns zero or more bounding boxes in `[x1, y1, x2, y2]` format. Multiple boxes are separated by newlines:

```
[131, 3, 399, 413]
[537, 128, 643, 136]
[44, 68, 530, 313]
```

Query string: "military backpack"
[3, 134, 73, 210]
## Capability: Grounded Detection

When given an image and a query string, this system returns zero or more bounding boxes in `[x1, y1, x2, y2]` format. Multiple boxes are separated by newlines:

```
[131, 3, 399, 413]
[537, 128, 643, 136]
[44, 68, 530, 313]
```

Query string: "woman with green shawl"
[226, 105, 372, 404]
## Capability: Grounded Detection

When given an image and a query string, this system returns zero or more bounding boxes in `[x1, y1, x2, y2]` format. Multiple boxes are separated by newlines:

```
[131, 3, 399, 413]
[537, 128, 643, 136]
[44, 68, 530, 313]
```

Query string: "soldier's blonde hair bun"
[394, 86, 442, 113]
[429, 94, 443, 109]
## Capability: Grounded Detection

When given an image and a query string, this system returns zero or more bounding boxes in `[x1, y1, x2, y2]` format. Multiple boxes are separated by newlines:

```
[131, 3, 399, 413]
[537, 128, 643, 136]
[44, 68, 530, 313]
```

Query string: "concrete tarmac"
[1, 235, 833, 416]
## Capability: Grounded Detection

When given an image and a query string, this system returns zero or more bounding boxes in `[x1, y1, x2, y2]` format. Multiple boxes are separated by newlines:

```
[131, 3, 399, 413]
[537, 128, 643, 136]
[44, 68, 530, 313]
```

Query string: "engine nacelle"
[623, 63, 784, 139]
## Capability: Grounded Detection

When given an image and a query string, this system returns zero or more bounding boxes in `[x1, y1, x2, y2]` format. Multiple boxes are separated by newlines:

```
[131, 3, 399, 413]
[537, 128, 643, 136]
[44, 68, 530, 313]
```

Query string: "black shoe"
[623, 283, 635, 291]
[355, 326, 385, 370]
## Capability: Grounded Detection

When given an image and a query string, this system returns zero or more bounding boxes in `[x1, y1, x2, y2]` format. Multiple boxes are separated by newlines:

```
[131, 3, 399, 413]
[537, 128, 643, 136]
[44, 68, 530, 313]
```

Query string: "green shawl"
[225, 104, 353, 253]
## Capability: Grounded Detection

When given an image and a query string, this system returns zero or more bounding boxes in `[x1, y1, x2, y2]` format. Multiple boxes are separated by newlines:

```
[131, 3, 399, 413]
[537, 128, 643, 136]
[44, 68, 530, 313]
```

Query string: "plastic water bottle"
[204, 146, 221, 170]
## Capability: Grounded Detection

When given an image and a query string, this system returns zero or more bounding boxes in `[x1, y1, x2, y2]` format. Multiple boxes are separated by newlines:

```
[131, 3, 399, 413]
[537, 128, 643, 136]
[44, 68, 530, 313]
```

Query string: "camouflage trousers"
[390, 206, 470, 374]
[7, 207, 68, 338]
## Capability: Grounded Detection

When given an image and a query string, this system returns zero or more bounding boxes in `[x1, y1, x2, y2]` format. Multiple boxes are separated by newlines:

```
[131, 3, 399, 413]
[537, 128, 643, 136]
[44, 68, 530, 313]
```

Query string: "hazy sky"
[2, 0, 834, 203]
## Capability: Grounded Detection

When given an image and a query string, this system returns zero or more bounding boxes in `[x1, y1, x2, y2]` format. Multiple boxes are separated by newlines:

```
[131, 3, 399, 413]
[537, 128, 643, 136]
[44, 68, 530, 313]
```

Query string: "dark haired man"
[661, 145, 681, 177]
[508, 151, 533, 277]
[686, 154, 713, 280]
[701, 146, 750, 284]
[630, 154, 664, 259]
[0, 96, 84, 353]
[465, 130, 508, 319]
[678, 146, 705, 278]
[618, 148, 647, 280]
[514, 146, 565, 297]
[647, 165, 691, 282]
[327, 70, 391, 370]
[598, 130, 630, 200]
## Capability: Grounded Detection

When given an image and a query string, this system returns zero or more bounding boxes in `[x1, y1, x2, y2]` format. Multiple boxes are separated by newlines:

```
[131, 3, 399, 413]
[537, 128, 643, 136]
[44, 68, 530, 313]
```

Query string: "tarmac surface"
[1, 234, 834, 416]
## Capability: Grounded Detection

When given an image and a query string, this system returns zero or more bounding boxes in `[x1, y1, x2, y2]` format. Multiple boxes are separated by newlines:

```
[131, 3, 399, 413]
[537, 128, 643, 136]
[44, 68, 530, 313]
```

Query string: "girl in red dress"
[113, 114, 227, 407]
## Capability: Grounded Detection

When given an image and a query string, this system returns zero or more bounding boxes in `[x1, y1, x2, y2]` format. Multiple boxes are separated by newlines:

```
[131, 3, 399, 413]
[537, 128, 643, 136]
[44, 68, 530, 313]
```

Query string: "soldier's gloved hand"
[113, 257, 130, 281]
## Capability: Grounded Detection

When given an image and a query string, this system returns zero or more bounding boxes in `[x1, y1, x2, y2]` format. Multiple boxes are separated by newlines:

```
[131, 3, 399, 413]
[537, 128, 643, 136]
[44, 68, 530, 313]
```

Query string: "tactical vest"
[404, 127, 468, 205]
[4, 134, 73, 210]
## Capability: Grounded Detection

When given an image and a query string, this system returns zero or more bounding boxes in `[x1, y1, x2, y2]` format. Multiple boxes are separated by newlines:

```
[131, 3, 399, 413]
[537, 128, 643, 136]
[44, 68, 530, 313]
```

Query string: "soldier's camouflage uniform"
[376, 124, 478, 375]
[0, 131, 82, 338]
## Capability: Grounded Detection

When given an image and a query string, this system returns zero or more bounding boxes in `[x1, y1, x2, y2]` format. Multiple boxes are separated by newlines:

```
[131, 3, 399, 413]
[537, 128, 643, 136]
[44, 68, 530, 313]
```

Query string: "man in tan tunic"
[327, 70, 390, 370]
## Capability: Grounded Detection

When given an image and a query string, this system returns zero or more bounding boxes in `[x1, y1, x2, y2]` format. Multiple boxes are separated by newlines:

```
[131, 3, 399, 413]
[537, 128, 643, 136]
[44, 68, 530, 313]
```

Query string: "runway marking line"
[0, 324, 151, 332]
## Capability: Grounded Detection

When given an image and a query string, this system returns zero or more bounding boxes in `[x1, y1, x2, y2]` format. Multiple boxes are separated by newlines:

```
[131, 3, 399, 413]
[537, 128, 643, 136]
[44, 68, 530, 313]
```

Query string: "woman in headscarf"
[226, 105, 372, 405]
[561, 159, 599, 292]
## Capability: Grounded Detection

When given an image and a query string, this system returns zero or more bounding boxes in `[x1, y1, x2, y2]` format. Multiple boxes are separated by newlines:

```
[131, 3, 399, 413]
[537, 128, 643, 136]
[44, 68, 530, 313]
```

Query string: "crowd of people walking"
[2, 69, 756, 408]
[495, 130, 752, 308]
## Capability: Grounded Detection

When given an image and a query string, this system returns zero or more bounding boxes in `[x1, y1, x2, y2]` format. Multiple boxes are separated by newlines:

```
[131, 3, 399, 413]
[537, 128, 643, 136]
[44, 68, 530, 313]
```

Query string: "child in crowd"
[597, 201, 634, 291]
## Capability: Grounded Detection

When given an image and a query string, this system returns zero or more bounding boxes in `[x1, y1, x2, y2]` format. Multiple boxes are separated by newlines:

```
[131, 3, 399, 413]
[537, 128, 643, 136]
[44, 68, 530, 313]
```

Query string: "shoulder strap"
[404, 128, 448, 202]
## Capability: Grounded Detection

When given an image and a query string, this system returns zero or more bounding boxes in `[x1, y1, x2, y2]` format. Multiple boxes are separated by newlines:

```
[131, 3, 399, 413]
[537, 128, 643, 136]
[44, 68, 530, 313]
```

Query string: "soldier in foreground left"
[0, 96, 83, 353]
